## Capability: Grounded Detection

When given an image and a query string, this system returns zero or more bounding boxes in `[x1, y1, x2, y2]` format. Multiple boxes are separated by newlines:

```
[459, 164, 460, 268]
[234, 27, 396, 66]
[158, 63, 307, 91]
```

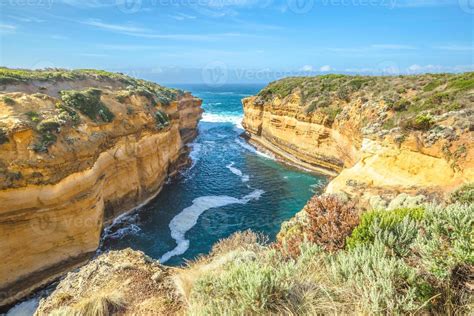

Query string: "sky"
[0, 0, 473, 84]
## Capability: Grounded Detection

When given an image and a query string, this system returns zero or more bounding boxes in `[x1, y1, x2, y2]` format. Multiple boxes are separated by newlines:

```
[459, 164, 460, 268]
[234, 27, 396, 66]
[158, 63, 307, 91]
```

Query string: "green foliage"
[0, 67, 184, 106]
[33, 132, 57, 153]
[327, 242, 420, 314]
[450, 183, 474, 204]
[191, 251, 298, 315]
[60, 88, 115, 123]
[2, 96, 15, 105]
[447, 73, 474, 91]
[0, 127, 8, 144]
[404, 114, 435, 131]
[346, 208, 425, 252]
[155, 110, 170, 129]
[390, 99, 411, 111]
[36, 118, 60, 134]
[25, 111, 40, 122]
[423, 80, 443, 92]
[414, 203, 474, 280]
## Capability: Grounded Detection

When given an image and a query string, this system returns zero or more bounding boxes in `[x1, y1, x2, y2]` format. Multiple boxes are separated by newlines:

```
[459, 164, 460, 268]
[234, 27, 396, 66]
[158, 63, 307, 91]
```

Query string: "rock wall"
[0, 76, 202, 307]
[242, 80, 473, 208]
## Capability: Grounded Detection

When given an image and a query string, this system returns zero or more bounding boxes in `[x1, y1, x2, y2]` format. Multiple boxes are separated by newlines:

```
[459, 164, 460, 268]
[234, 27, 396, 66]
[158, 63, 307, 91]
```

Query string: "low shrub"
[346, 207, 424, 253]
[327, 242, 421, 314]
[403, 114, 434, 131]
[281, 195, 359, 256]
[390, 99, 411, 111]
[33, 132, 57, 153]
[60, 88, 115, 123]
[450, 183, 474, 204]
[2, 96, 15, 106]
[25, 111, 40, 122]
[305, 195, 359, 252]
[155, 110, 170, 129]
[37, 118, 60, 134]
[414, 203, 473, 280]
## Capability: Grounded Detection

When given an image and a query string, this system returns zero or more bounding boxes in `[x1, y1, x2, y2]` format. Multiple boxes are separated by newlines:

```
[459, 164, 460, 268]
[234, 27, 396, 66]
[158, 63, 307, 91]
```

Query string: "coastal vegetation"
[257, 72, 474, 129]
[60, 89, 114, 123]
[186, 197, 473, 315]
[0, 67, 184, 106]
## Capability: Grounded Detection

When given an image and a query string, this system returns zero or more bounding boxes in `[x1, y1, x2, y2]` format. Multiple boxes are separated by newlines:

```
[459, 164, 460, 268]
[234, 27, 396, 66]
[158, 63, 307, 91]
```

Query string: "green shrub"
[60, 88, 114, 123]
[155, 110, 170, 129]
[190, 251, 298, 315]
[33, 132, 57, 153]
[25, 111, 40, 122]
[327, 242, 421, 314]
[0, 128, 8, 144]
[447, 73, 474, 91]
[346, 208, 425, 252]
[414, 203, 474, 280]
[423, 80, 443, 92]
[2, 96, 15, 105]
[390, 99, 411, 111]
[37, 119, 60, 133]
[320, 106, 342, 125]
[404, 114, 435, 131]
[450, 183, 474, 204]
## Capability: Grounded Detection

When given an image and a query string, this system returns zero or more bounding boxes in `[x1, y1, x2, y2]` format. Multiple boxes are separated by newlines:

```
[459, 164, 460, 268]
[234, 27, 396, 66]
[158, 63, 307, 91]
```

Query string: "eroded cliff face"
[242, 74, 473, 208]
[0, 70, 202, 307]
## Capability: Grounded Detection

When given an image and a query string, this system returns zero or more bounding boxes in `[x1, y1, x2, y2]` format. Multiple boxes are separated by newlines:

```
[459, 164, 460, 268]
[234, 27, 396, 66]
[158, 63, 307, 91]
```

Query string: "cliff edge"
[0, 68, 202, 307]
[242, 73, 473, 209]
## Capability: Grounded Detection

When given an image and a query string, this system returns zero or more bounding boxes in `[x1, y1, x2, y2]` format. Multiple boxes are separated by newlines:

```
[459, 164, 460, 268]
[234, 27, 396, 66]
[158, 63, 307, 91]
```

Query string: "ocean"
[100, 84, 328, 265]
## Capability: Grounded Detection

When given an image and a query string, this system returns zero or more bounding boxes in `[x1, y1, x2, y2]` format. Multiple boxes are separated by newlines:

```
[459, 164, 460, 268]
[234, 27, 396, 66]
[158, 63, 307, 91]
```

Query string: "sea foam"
[226, 162, 250, 183]
[201, 112, 243, 128]
[160, 189, 264, 263]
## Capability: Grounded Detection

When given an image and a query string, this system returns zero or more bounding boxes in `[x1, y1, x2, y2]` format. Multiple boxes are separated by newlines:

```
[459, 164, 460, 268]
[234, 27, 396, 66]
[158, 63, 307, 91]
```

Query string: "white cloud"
[320, 65, 332, 72]
[8, 15, 44, 23]
[371, 44, 416, 50]
[300, 65, 314, 72]
[435, 45, 473, 51]
[82, 19, 148, 33]
[169, 13, 197, 21]
[0, 24, 17, 33]
[394, 0, 458, 7]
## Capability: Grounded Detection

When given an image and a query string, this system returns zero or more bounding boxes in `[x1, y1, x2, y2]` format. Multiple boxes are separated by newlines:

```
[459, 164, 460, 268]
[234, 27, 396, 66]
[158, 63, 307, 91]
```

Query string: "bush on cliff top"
[189, 201, 473, 315]
[280, 195, 359, 256]
[60, 88, 115, 123]
[0, 67, 184, 105]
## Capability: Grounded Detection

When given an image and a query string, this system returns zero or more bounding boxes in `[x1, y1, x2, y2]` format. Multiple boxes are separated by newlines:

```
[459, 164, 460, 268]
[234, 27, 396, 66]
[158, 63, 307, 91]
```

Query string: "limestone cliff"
[243, 73, 473, 208]
[0, 69, 202, 307]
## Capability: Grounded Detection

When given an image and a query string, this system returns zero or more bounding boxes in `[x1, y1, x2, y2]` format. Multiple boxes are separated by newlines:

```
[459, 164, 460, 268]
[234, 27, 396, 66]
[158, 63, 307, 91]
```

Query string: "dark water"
[101, 84, 328, 266]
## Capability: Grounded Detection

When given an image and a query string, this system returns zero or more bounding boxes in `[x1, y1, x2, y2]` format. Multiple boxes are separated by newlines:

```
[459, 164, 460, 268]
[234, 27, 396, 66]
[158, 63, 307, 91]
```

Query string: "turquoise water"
[101, 84, 328, 266]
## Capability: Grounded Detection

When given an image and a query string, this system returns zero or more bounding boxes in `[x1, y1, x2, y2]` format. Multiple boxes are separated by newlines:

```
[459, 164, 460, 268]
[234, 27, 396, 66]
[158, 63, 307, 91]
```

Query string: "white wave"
[235, 138, 275, 160]
[160, 189, 264, 263]
[106, 224, 141, 240]
[226, 162, 250, 183]
[201, 112, 243, 128]
[6, 298, 39, 316]
[188, 143, 202, 170]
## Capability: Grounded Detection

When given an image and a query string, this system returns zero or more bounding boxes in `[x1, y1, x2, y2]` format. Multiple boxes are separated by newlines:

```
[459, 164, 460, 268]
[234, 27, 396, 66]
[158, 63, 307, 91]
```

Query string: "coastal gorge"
[1, 70, 472, 315]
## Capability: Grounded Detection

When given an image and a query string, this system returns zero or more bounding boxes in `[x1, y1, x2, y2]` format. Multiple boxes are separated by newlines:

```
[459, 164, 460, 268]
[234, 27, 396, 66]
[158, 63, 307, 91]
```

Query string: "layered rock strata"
[0, 69, 202, 307]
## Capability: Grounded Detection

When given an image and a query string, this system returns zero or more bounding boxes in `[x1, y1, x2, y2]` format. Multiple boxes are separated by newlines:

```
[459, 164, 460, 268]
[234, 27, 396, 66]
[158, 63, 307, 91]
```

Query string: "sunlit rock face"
[0, 70, 202, 307]
[242, 75, 473, 209]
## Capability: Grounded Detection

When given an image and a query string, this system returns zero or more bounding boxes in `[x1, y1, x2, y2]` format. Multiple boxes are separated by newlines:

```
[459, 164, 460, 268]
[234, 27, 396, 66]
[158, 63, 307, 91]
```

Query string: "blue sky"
[0, 0, 473, 83]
